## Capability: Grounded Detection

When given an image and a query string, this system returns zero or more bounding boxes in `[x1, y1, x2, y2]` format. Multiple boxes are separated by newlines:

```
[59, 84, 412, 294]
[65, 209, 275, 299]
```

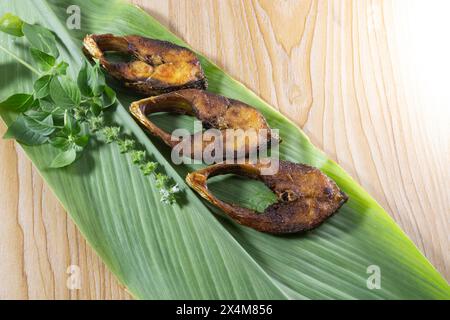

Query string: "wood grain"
[0, 0, 448, 299]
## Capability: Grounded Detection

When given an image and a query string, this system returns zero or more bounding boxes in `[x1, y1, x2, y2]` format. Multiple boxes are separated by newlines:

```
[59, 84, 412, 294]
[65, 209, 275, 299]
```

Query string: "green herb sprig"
[0, 13, 180, 205]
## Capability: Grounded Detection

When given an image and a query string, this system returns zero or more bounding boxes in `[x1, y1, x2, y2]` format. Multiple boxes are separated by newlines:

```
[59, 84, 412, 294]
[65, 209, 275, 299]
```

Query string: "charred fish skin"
[129, 89, 278, 160]
[186, 160, 348, 234]
[83, 34, 207, 95]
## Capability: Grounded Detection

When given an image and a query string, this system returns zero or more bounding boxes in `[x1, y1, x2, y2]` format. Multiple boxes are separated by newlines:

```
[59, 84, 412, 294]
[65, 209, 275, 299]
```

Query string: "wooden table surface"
[0, 0, 448, 299]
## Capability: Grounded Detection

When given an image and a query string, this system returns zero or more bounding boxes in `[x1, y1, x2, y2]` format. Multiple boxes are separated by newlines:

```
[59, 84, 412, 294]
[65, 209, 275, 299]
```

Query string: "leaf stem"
[0, 43, 41, 76]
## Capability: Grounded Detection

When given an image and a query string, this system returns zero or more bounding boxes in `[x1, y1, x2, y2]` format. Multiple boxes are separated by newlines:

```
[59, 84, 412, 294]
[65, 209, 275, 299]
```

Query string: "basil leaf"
[63, 110, 80, 135]
[0, 13, 24, 37]
[39, 97, 56, 112]
[33, 75, 52, 99]
[3, 115, 48, 145]
[50, 76, 81, 109]
[49, 148, 76, 168]
[77, 61, 92, 96]
[30, 48, 55, 72]
[88, 85, 115, 115]
[0, 93, 34, 112]
[23, 110, 55, 136]
[41, 98, 65, 122]
[49, 136, 70, 150]
[22, 23, 59, 58]
[90, 100, 102, 116]
[74, 134, 89, 148]
[90, 62, 106, 96]
[101, 85, 116, 108]
[77, 60, 105, 96]
[53, 61, 68, 75]
[88, 60, 105, 96]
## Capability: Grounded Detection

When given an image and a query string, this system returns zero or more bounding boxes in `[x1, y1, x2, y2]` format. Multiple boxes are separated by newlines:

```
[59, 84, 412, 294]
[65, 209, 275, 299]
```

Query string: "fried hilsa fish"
[186, 160, 348, 234]
[130, 89, 278, 160]
[83, 34, 207, 95]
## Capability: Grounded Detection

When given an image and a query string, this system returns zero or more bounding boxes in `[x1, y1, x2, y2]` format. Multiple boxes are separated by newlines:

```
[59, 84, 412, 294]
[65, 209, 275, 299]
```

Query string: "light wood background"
[0, 0, 448, 299]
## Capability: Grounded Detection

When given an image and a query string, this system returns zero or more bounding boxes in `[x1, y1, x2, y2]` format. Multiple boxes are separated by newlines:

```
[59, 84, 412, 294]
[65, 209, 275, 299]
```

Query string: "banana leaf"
[0, 0, 448, 299]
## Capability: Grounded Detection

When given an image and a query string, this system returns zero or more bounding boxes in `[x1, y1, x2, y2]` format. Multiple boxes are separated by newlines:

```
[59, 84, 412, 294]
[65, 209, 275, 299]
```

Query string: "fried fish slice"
[186, 160, 348, 234]
[83, 34, 207, 95]
[130, 89, 278, 160]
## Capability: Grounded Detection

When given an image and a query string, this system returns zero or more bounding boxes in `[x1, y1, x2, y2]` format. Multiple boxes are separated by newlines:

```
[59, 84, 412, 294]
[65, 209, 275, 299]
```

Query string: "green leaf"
[23, 110, 54, 136]
[89, 86, 116, 114]
[53, 61, 69, 75]
[90, 60, 106, 96]
[22, 22, 59, 58]
[3, 115, 48, 145]
[39, 97, 55, 112]
[39, 97, 64, 120]
[89, 100, 102, 116]
[100, 85, 116, 108]
[49, 135, 70, 150]
[30, 48, 55, 72]
[0, 93, 34, 112]
[63, 110, 80, 135]
[0, 0, 448, 300]
[77, 60, 105, 96]
[0, 13, 24, 37]
[74, 134, 89, 148]
[77, 60, 93, 96]
[50, 129, 89, 152]
[33, 74, 52, 99]
[49, 148, 76, 168]
[50, 76, 81, 109]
